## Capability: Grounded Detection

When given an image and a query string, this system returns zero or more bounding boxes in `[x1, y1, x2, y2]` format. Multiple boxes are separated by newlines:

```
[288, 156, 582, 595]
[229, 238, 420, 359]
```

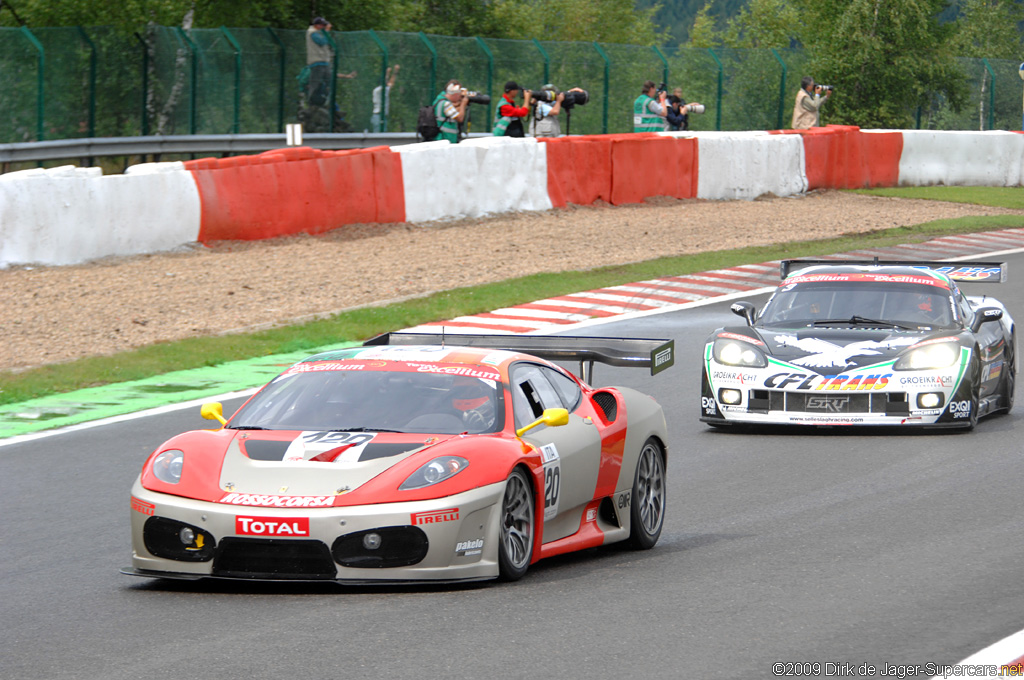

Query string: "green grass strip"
[3, 211, 1024, 408]
[852, 186, 1024, 210]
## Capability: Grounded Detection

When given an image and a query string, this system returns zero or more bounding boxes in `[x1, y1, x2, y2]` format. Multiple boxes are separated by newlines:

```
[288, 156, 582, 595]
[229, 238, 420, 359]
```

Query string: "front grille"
[757, 390, 906, 415]
[331, 526, 429, 568]
[213, 538, 337, 579]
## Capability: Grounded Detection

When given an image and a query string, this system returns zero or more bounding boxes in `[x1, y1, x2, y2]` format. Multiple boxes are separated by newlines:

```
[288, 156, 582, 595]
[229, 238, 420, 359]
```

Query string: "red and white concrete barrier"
[2, 127, 1023, 268]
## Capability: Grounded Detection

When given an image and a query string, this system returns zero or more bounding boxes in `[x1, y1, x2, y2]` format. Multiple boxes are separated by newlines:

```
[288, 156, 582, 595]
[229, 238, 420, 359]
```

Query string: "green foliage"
[722, 0, 800, 48]
[794, 0, 967, 129]
[687, 2, 721, 47]
[948, 0, 1024, 58]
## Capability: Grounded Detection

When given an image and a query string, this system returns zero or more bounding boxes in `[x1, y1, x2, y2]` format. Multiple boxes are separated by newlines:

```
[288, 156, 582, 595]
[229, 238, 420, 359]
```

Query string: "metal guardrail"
[0, 132, 487, 166]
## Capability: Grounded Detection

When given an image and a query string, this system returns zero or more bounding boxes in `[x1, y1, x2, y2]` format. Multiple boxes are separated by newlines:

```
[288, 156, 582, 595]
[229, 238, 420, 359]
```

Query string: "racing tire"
[627, 438, 666, 550]
[498, 467, 534, 581]
[1002, 331, 1016, 414]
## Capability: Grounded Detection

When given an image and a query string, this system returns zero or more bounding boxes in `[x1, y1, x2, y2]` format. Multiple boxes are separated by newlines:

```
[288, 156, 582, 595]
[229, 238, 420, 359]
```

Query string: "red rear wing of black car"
[364, 332, 674, 381]
[780, 259, 1007, 283]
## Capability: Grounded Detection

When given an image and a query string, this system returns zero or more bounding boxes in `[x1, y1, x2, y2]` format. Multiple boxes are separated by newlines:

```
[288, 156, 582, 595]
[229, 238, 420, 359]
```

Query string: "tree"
[722, 0, 800, 48]
[793, 0, 967, 128]
[687, 1, 721, 47]
[948, 0, 1024, 58]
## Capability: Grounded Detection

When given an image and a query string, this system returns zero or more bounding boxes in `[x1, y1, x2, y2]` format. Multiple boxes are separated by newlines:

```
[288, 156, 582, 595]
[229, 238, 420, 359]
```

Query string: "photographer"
[633, 80, 668, 133]
[432, 79, 469, 143]
[492, 81, 532, 137]
[528, 84, 586, 138]
[791, 76, 832, 130]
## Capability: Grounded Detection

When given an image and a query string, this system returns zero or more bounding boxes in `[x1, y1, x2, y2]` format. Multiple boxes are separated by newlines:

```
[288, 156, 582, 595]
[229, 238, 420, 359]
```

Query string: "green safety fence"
[0, 25, 1021, 145]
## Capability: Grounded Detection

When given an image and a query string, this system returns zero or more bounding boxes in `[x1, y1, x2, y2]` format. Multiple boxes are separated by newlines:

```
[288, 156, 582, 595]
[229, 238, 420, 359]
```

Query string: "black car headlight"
[399, 456, 469, 490]
[893, 342, 959, 371]
[713, 338, 768, 368]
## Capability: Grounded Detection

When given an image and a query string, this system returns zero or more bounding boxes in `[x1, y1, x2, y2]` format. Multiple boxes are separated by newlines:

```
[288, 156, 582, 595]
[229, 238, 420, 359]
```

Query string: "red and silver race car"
[123, 333, 674, 584]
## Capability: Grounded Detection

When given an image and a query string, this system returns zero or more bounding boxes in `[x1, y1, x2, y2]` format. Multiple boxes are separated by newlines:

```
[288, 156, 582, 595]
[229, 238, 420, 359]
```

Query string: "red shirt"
[498, 93, 528, 118]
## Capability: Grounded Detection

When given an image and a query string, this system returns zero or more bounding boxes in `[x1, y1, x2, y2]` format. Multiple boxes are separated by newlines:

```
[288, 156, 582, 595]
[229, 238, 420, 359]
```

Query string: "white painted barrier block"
[675, 131, 807, 200]
[0, 163, 201, 268]
[396, 137, 551, 223]
[899, 130, 1024, 187]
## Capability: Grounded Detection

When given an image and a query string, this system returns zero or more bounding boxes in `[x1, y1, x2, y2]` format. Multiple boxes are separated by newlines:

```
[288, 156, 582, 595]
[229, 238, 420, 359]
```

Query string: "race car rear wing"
[364, 332, 674, 382]
[780, 259, 1007, 283]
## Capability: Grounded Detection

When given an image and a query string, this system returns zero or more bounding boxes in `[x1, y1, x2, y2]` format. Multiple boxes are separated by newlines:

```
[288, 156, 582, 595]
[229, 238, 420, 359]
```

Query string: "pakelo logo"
[411, 508, 460, 525]
[455, 538, 484, 556]
[236, 516, 310, 537]
[949, 400, 972, 418]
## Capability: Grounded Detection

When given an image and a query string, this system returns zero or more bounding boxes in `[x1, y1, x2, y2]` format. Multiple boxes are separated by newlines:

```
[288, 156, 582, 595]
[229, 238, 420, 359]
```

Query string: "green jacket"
[433, 93, 460, 143]
[633, 94, 664, 133]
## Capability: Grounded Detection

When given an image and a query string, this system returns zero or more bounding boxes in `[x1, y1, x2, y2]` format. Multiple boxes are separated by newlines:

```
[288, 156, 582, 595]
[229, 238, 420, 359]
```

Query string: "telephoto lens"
[562, 89, 589, 109]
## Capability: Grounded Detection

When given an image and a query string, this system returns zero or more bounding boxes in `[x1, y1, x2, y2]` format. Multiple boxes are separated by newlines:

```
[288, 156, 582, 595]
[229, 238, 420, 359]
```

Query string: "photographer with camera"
[527, 84, 587, 138]
[791, 76, 832, 130]
[634, 80, 669, 133]
[492, 81, 532, 137]
[432, 79, 470, 143]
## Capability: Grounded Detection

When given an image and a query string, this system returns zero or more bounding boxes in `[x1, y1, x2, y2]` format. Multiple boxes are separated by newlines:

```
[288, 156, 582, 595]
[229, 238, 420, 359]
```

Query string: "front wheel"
[498, 467, 534, 581]
[627, 438, 666, 550]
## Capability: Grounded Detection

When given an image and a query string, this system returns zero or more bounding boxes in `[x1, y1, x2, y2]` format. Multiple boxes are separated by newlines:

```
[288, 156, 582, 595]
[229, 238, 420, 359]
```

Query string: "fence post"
[175, 27, 199, 134]
[708, 48, 723, 131]
[267, 28, 286, 132]
[77, 27, 97, 138]
[418, 32, 437, 101]
[592, 42, 610, 134]
[20, 26, 44, 141]
[770, 48, 786, 131]
[134, 32, 150, 136]
[221, 27, 242, 134]
[652, 45, 668, 89]
[475, 37, 494, 125]
[982, 58, 996, 131]
[324, 30, 340, 132]
[368, 30, 389, 131]
[532, 38, 550, 86]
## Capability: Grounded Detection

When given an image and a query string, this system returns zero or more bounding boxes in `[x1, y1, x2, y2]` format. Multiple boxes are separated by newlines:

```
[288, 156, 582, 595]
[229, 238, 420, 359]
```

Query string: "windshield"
[229, 361, 505, 434]
[758, 280, 958, 329]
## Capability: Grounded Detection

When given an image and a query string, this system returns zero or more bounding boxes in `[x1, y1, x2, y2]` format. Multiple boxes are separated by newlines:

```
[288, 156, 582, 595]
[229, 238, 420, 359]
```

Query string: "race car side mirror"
[516, 407, 569, 438]
[200, 402, 227, 426]
[970, 307, 1003, 333]
[731, 301, 757, 326]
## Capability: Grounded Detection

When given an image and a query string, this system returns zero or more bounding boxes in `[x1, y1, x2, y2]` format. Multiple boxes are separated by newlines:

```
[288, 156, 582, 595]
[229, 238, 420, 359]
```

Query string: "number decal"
[540, 443, 560, 520]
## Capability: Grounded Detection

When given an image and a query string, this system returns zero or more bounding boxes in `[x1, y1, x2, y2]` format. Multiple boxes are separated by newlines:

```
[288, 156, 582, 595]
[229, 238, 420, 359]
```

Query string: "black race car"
[700, 260, 1015, 429]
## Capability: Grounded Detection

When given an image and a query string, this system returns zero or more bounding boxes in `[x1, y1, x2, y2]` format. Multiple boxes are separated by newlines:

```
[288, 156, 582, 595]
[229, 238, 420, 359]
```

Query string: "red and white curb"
[405, 228, 1024, 335]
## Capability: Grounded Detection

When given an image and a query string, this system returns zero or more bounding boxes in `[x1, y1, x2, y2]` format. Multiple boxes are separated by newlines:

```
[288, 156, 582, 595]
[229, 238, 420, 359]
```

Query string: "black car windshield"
[758, 280, 958, 329]
[229, 363, 505, 434]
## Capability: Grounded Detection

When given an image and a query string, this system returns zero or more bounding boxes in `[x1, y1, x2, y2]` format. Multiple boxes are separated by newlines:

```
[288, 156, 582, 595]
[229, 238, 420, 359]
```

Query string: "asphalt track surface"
[3, 250, 1024, 679]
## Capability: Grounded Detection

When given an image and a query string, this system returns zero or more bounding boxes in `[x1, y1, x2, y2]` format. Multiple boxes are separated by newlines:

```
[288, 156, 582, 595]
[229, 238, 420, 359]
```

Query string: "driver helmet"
[451, 377, 490, 412]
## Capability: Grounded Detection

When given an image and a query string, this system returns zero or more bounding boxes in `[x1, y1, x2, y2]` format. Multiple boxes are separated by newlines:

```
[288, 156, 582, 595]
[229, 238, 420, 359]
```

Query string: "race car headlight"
[152, 449, 184, 484]
[399, 456, 469, 490]
[713, 338, 768, 368]
[894, 342, 959, 371]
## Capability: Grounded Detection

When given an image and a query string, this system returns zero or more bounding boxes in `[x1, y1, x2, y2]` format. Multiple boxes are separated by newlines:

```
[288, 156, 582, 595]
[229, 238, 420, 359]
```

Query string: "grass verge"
[852, 186, 1024, 210]
[3, 209, 1024, 406]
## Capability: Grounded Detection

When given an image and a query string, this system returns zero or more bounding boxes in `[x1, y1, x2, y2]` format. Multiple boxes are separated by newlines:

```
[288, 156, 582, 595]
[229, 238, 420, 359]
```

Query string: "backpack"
[417, 104, 440, 141]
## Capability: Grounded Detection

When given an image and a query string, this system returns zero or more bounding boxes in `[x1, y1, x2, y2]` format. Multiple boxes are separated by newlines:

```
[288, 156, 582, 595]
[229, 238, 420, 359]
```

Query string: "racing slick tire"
[1002, 331, 1016, 414]
[498, 467, 534, 581]
[627, 438, 666, 550]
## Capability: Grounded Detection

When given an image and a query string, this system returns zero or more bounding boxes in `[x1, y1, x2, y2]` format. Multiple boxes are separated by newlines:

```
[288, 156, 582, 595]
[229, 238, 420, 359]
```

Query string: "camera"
[562, 89, 589, 109]
[530, 87, 589, 109]
[685, 103, 706, 115]
[818, 85, 834, 92]
[461, 89, 491, 105]
[657, 82, 668, 96]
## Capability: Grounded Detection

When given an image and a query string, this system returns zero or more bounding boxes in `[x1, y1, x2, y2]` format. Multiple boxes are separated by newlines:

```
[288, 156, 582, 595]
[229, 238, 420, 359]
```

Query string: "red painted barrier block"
[188, 146, 405, 242]
[609, 135, 679, 205]
[541, 136, 613, 207]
